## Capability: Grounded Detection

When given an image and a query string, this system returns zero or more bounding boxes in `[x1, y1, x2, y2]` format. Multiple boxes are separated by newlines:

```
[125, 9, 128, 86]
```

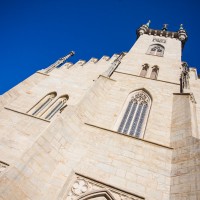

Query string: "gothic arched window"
[140, 64, 149, 77]
[147, 44, 164, 57]
[28, 92, 57, 117]
[117, 90, 151, 138]
[44, 95, 68, 120]
[150, 66, 159, 80]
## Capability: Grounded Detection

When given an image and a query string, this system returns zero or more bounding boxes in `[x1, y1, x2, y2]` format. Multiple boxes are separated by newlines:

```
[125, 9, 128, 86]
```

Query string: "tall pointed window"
[44, 95, 68, 120]
[117, 90, 151, 138]
[150, 65, 159, 80]
[140, 64, 149, 77]
[147, 44, 164, 57]
[28, 92, 57, 117]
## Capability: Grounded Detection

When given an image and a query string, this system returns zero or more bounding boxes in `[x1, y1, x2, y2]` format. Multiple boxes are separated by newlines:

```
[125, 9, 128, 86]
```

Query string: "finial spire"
[162, 24, 168, 31]
[178, 24, 187, 45]
[146, 20, 151, 27]
[179, 24, 184, 30]
[45, 51, 75, 73]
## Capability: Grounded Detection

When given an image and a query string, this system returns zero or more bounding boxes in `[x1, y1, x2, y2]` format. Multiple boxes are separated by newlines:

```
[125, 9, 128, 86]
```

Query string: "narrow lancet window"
[28, 92, 57, 117]
[140, 64, 149, 77]
[150, 66, 159, 80]
[147, 44, 164, 57]
[44, 96, 68, 120]
[117, 90, 151, 138]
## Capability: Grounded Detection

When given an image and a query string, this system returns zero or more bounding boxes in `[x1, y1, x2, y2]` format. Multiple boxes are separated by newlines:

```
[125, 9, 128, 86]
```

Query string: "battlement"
[136, 21, 188, 48]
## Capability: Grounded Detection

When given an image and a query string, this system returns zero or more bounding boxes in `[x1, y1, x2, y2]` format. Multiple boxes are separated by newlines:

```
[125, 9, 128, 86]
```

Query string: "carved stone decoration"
[63, 173, 144, 200]
[103, 53, 125, 77]
[0, 161, 9, 174]
[131, 91, 150, 104]
[190, 93, 197, 104]
[180, 62, 190, 93]
[45, 51, 75, 73]
[72, 179, 89, 195]
[152, 38, 166, 43]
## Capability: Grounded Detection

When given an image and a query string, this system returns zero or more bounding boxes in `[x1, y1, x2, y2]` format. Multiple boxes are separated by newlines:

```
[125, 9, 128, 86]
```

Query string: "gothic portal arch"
[77, 190, 116, 200]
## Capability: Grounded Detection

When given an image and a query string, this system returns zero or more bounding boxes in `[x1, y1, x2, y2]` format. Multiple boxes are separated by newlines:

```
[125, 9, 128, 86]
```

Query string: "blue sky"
[0, 0, 199, 94]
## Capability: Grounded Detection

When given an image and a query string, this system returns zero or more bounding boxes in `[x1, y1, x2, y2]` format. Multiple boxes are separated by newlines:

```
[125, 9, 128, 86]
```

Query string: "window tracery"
[147, 44, 164, 57]
[44, 96, 68, 120]
[117, 90, 151, 138]
[28, 92, 57, 117]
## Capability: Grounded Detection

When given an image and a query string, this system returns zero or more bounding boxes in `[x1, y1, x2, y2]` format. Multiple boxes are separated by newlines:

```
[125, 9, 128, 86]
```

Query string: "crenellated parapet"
[99, 55, 110, 61]
[88, 57, 98, 63]
[137, 21, 188, 48]
[75, 60, 86, 66]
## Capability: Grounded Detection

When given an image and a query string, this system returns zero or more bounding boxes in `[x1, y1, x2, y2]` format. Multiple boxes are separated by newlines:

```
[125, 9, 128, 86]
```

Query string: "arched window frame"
[150, 65, 159, 80]
[43, 95, 69, 120]
[115, 90, 152, 138]
[147, 44, 165, 57]
[27, 92, 57, 117]
[140, 63, 149, 77]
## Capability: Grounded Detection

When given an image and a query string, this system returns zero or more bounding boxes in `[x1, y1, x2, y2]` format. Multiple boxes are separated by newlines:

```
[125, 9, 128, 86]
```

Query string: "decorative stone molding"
[63, 174, 144, 200]
[189, 68, 198, 80]
[152, 38, 166, 43]
[136, 23, 187, 48]
[103, 53, 125, 77]
[190, 93, 197, 104]
[0, 161, 9, 174]
[45, 51, 75, 73]
[132, 92, 150, 104]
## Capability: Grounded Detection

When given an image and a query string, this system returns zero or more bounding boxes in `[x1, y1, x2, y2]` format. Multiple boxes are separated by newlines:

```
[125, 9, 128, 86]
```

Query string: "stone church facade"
[0, 22, 200, 199]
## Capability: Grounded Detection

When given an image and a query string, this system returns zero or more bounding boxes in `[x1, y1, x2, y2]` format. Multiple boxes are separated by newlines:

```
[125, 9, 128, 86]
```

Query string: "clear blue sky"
[0, 0, 199, 94]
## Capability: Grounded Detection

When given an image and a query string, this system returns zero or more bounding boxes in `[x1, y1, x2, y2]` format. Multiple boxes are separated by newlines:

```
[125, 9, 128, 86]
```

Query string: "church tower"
[0, 22, 200, 200]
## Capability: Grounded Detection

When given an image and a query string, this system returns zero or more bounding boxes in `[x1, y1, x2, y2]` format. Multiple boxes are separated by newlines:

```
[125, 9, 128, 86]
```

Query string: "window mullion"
[123, 101, 138, 134]
[118, 100, 133, 133]
[45, 101, 64, 120]
[129, 102, 143, 136]
[135, 103, 148, 137]
[32, 98, 52, 116]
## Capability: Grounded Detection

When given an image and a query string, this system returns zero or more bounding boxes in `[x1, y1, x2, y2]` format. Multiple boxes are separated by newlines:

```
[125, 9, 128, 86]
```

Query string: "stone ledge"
[98, 75, 116, 82]
[173, 93, 190, 95]
[85, 122, 173, 149]
[114, 71, 180, 85]
[4, 107, 50, 123]
[36, 71, 50, 76]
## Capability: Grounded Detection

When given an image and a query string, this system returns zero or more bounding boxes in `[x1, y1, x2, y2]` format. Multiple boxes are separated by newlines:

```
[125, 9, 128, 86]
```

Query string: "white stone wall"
[0, 30, 200, 200]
